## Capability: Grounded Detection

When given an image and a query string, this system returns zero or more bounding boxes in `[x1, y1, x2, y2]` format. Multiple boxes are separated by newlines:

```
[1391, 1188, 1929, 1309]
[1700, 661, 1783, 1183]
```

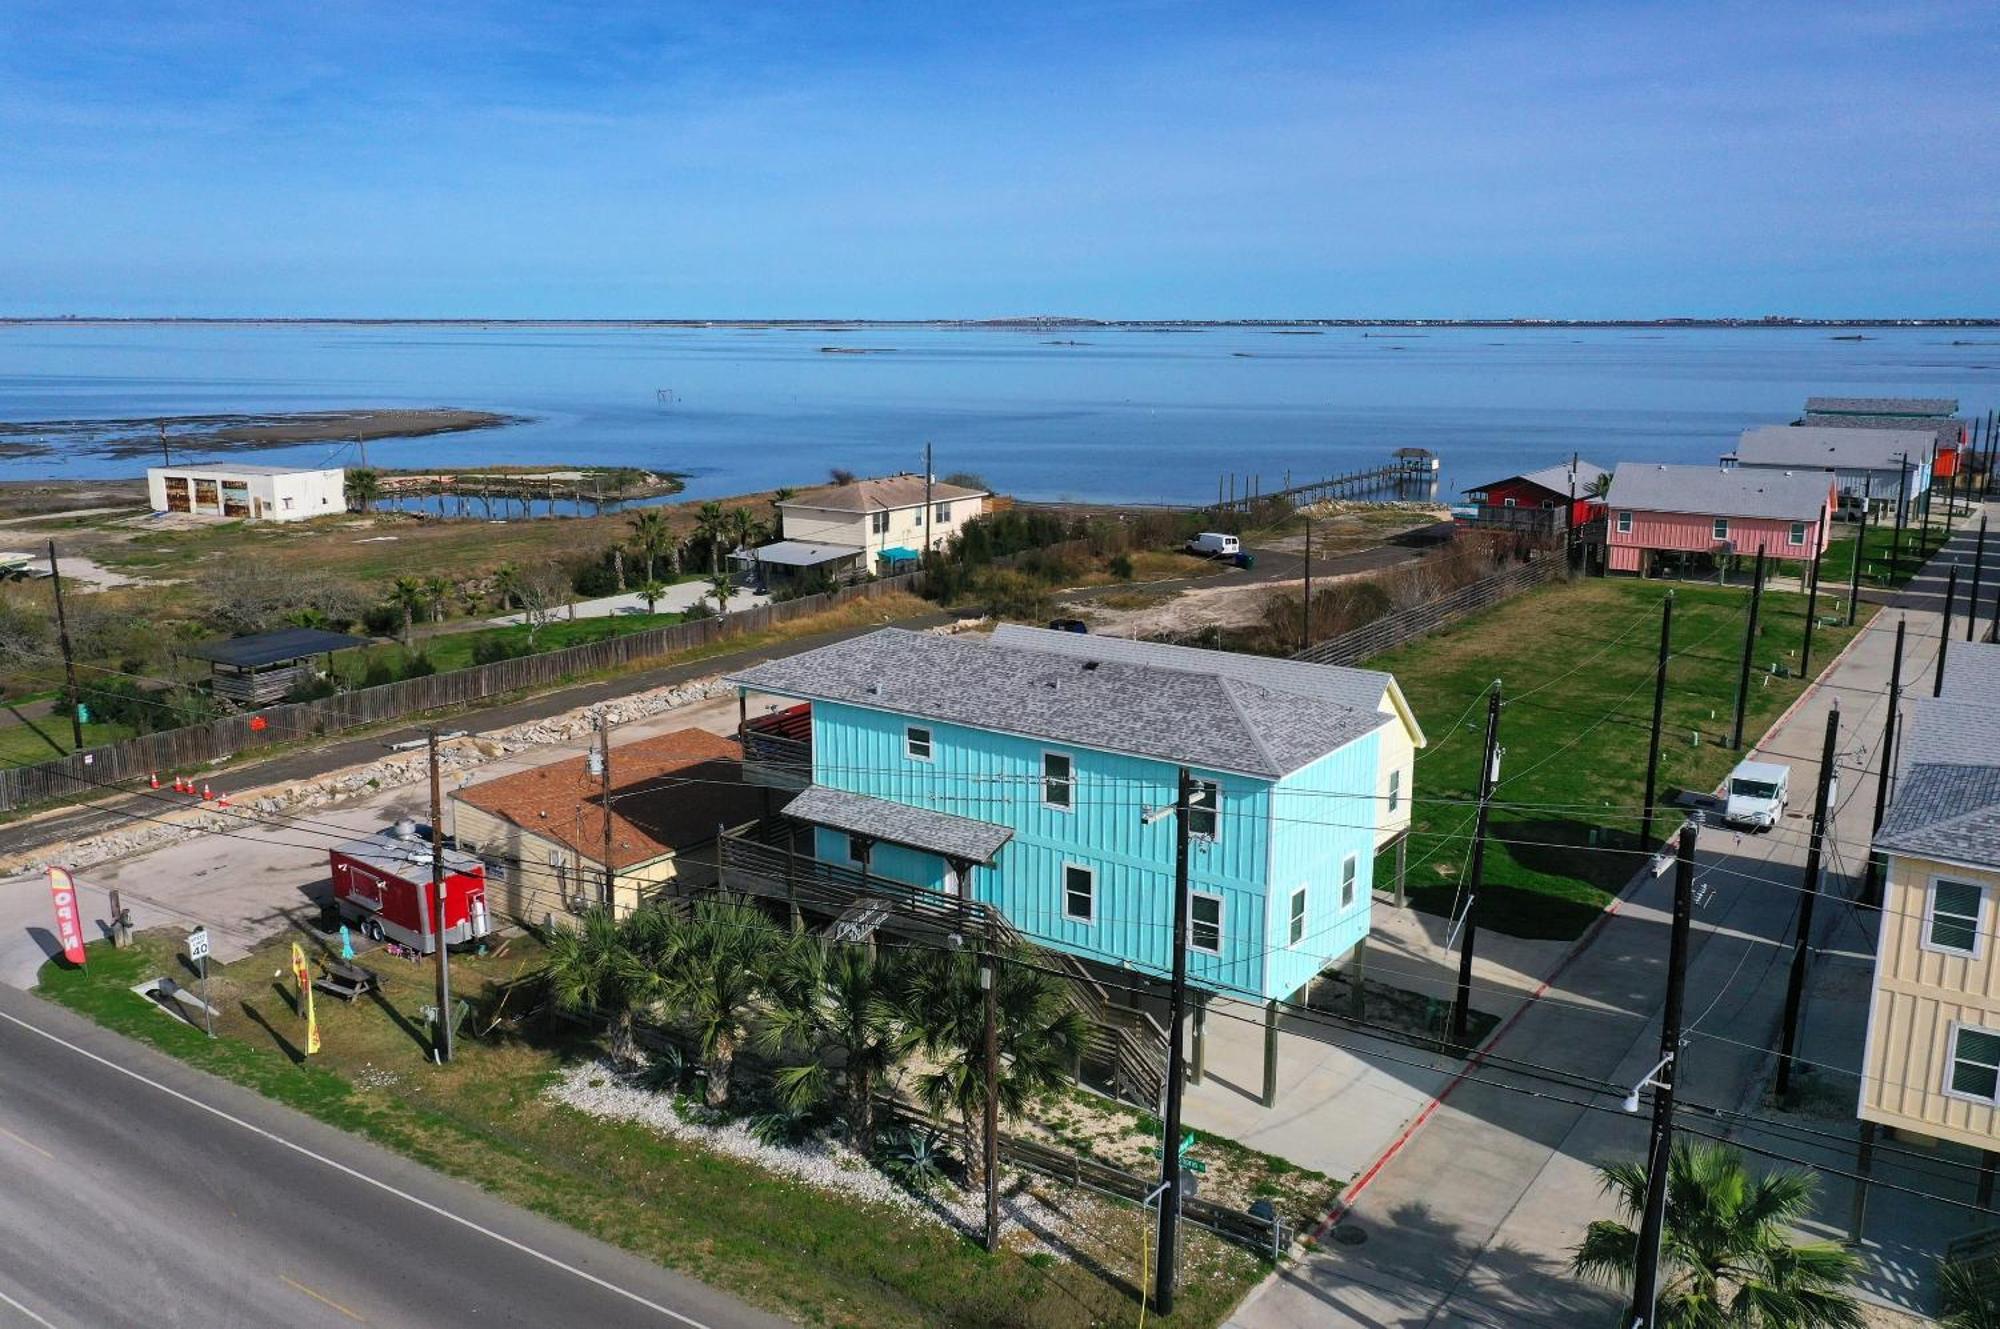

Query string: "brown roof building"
[448, 728, 763, 920]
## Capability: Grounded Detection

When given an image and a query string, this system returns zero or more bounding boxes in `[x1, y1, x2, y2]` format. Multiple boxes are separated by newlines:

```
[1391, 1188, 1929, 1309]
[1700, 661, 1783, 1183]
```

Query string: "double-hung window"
[1042, 752, 1073, 810]
[1788, 521, 1807, 545]
[1927, 878, 1985, 955]
[1189, 779, 1220, 840]
[1063, 864, 1095, 922]
[1388, 769, 1401, 814]
[1712, 517, 1730, 541]
[1950, 1024, 2000, 1103]
[1616, 511, 1632, 534]
[1341, 854, 1358, 908]
[935, 502, 952, 523]
[870, 510, 889, 535]
[1191, 893, 1223, 954]
[905, 726, 933, 761]
[1288, 887, 1308, 945]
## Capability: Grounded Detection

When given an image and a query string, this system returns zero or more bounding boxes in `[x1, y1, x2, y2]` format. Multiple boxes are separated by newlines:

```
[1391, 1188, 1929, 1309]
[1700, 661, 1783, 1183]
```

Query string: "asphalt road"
[0, 985, 789, 1329]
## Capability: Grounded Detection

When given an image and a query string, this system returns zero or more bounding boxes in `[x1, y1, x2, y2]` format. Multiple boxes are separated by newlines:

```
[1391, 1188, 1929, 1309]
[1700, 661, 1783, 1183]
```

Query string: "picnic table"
[312, 960, 380, 1004]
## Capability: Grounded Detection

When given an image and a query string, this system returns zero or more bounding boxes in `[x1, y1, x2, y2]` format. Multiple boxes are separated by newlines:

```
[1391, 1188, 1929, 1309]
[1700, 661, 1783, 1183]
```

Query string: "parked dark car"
[1047, 618, 1089, 634]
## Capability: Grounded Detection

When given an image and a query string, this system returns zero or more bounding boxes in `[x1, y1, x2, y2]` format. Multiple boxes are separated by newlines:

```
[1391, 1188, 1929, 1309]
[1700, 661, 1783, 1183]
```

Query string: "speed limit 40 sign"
[187, 928, 209, 962]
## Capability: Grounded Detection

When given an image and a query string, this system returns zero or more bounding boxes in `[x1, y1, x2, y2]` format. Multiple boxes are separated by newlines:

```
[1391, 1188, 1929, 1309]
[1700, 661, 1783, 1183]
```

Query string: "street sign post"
[187, 928, 213, 1038]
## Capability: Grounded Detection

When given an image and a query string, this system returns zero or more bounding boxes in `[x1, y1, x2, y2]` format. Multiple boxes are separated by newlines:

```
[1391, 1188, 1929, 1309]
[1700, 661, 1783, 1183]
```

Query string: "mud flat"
[0, 408, 519, 460]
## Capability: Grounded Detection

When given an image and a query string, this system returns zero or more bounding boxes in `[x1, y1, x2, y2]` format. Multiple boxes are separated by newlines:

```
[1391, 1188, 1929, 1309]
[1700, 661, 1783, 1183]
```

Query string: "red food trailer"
[329, 823, 492, 954]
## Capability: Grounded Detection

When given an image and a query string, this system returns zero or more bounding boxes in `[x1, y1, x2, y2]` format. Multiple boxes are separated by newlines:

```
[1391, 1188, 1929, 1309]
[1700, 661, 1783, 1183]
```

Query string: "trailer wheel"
[365, 919, 385, 942]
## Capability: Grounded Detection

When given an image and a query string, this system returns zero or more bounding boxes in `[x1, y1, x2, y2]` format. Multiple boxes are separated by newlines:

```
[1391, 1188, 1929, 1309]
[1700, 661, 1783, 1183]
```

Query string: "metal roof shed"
[185, 627, 369, 706]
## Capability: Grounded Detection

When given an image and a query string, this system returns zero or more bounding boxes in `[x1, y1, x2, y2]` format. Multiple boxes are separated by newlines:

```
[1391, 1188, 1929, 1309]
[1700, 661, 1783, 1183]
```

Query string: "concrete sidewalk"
[1228, 504, 1993, 1328]
[487, 577, 770, 624]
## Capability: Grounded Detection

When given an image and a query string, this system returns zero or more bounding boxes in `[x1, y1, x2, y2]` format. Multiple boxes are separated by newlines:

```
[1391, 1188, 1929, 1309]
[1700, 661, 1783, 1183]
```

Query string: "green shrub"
[1109, 553, 1134, 581]
[471, 634, 532, 666]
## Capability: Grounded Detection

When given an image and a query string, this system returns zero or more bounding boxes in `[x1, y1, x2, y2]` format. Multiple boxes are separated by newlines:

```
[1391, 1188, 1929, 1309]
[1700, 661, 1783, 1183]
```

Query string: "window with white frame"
[1341, 854, 1358, 907]
[1191, 893, 1223, 953]
[1042, 752, 1073, 809]
[1950, 1024, 2000, 1102]
[935, 502, 952, 523]
[1289, 886, 1307, 945]
[1502, 497, 1517, 508]
[1713, 517, 1730, 541]
[1388, 768, 1401, 814]
[1789, 521, 1807, 545]
[1617, 511, 1632, 533]
[1063, 864, 1094, 922]
[905, 726, 933, 760]
[870, 510, 889, 535]
[1927, 878, 1985, 954]
[1189, 779, 1220, 840]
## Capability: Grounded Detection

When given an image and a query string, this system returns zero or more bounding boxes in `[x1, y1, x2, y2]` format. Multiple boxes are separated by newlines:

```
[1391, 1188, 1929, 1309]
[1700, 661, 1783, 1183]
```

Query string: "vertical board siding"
[1606, 508, 1830, 561]
[1264, 734, 1382, 1001]
[808, 701, 1273, 997]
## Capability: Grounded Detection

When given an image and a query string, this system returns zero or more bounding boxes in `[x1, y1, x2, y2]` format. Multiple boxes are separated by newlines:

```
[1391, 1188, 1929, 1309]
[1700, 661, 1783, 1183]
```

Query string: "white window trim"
[1922, 875, 1987, 958]
[1340, 853, 1359, 908]
[1713, 517, 1730, 540]
[1388, 768, 1401, 814]
[1062, 861, 1096, 924]
[1189, 778, 1221, 842]
[1944, 1019, 2000, 1106]
[1616, 510, 1632, 533]
[1788, 521, 1807, 545]
[1502, 497, 1517, 508]
[905, 725, 933, 761]
[1042, 750, 1074, 811]
[1288, 885, 1308, 946]
[1190, 891, 1224, 955]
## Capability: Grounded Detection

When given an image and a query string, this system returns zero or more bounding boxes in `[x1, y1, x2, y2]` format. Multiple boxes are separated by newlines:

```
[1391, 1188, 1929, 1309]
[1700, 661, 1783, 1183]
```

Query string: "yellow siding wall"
[449, 802, 711, 923]
[1375, 710, 1414, 849]
[779, 497, 986, 555]
[1859, 853, 2000, 1149]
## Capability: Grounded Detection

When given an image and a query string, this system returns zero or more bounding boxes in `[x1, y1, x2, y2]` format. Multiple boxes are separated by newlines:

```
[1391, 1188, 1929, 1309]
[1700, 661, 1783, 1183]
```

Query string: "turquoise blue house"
[727, 626, 1424, 1003]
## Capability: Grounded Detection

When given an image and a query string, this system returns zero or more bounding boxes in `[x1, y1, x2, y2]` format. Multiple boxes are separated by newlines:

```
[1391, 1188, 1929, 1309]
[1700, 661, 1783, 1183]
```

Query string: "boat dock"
[1215, 449, 1440, 511]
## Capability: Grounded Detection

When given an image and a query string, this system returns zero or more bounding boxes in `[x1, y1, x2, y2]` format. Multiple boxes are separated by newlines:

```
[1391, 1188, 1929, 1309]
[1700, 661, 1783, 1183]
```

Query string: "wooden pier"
[1214, 453, 1440, 512]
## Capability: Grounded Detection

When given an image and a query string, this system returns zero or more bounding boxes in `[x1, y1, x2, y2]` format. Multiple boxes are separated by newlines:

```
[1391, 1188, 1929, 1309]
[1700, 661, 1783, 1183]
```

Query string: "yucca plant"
[878, 1127, 952, 1195]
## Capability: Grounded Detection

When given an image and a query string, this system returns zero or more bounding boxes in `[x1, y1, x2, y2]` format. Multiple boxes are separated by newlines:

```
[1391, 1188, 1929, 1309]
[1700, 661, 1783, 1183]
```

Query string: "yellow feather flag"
[290, 942, 320, 1055]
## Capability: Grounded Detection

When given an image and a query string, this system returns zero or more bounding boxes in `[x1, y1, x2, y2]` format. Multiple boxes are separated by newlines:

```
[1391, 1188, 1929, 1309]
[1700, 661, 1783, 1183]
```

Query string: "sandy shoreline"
[0, 407, 519, 460]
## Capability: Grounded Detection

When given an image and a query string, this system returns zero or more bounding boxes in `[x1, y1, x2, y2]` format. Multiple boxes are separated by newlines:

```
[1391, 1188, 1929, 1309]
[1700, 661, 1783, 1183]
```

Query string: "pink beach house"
[1604, 464, 1835, 577]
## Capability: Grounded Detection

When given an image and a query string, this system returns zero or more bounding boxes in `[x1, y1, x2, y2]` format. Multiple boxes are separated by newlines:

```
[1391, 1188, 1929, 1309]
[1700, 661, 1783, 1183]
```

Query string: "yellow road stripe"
[280, 1275, 365, 1322]
[0, 1123, 54, 1162]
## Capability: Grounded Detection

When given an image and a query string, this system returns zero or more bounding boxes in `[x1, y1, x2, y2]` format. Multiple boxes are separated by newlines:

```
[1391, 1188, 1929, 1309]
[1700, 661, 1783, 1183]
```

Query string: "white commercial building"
[146, 464, 347, 522]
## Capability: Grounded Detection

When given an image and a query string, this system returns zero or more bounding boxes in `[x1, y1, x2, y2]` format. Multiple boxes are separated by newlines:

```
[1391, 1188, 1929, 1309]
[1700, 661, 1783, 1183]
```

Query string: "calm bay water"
[0, 322, 1994, 504]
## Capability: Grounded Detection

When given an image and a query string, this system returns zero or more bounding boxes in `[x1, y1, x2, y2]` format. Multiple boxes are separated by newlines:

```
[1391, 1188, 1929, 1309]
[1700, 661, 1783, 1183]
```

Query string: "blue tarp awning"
[877, 546, 920, 564]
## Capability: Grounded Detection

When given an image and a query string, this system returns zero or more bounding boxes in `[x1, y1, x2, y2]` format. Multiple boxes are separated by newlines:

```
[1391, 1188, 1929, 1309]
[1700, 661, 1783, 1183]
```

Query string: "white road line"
[0, 1285, 59, 1329]
[0, 1008, 720, 1329]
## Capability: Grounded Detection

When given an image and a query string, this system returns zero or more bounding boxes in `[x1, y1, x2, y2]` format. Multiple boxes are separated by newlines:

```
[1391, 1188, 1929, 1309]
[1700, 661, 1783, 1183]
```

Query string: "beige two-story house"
[1859, 693, 2000, 1149]
[775, 474, 988, 574]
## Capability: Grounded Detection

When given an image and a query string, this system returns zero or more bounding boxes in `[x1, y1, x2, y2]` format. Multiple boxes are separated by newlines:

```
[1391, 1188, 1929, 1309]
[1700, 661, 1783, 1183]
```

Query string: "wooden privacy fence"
[1291, 556, 1565, 667]
[0, 573, 924, 812]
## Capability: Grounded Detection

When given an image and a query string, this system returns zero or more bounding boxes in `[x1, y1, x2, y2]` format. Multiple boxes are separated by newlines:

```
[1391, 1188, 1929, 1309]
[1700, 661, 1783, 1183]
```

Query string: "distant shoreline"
[1, 316, 1995, 329]
[0, 408, 519, 461]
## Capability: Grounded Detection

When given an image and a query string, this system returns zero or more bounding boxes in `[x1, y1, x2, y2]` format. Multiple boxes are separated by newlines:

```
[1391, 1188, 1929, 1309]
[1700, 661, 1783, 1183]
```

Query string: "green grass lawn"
[40, 933, 1271, 1329]
[349, 609, 691, 677]
[1817, 505, 1961, 590]
[1373, 575, 1870, 940]
[0, 712, 137, 764]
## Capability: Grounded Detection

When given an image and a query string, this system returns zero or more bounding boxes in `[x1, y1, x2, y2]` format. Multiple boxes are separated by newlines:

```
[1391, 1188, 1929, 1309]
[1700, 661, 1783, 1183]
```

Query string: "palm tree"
[538, 905, 675, 1069]
[423, 576, 451, 623]
[706, 572, 737, 615]
[610, 545, 627, 592]
[636, 580, 667, 615]
[389, 576, 426, 647]
[662, 895, 778, 1107]
[693, 501, 729, 575]
[344, 467, 382, 513]
[769, 486, 796, 527]
[627, 509, 672, 584]
[758, 939, 905, 1145]
[1939, 1255, 2000, 1329]
[725, 505, 761, 558]
[1571, 1140, 1863, 1328]
[1586, 472, 1615, 501]
[895, 945, 1088, 1183]
[492, 563, 522, 611]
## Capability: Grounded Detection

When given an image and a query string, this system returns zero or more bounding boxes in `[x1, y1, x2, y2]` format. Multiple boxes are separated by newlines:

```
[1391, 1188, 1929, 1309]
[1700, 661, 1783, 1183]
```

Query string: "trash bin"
[1233, 551, 1256, 569]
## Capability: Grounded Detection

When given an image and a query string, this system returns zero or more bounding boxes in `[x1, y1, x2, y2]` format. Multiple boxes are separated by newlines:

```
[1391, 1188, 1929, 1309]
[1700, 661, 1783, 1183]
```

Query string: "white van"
[1186, 532, 1241, 558]
[1723, 760, 1790, 831]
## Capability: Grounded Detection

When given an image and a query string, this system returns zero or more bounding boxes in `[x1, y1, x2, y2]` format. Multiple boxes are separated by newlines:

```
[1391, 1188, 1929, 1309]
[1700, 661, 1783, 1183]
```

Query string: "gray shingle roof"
[1874, 700, 2000, 869]
[783, 784, 1013, 863]
[1799, 413, 1967, 451]
[1732, 426, 1933, 472]
[1937, 644, 2000, 705]
[727, 628, 1391, 778]
[989, 623, 1423, 745]
[1804, 396, 1957, 418]
[1606, 464, 1833, 522]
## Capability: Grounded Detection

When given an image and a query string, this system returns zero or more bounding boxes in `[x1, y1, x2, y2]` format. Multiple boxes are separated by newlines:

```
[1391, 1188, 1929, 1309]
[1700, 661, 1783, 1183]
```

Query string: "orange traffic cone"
[148, 772, 160, 789]
[200, 782, 213, 801]
[215, 792, 230, 808]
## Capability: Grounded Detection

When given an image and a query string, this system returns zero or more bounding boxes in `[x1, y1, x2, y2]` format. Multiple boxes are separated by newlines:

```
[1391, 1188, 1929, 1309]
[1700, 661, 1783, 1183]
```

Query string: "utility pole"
[1936, 564, 1959, 698]
[1628, 819, 1699, 1329]
[1970, 518, 1988, 643]
[428, 729, 454, 1064]
[1301, 517, 1313, 651]
[981, 927, 1000, 1254]
[1731, 548, 1766, 751]
[1639, 594, 1675, 850]
[1848, 478, 1870, 627]
[1452, 686, 1503, 1044]
[158, 421, 170, 468]
[48, 541, 82, 750]
[1154, 767, 1197, 1316]
[1776, 704, 1841, 1101]
[1865, 617, 1907, 910]
[598, 712, 615, 906]
[1890, 454, 1910, 583]
[1567, 451, 1579, 570]
[923, 441, 934, 558]
[1802, 539, 1823, 675]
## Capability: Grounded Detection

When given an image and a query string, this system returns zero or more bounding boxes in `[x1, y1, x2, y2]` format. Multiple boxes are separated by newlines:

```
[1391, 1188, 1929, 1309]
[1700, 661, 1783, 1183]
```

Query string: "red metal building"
[330, 824, 492, 954]
[1460, 458, 1608, 534]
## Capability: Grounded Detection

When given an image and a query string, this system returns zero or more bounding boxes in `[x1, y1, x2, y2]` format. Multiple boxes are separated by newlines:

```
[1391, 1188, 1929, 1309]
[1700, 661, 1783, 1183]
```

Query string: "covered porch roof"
[784, 784, 1012, 865]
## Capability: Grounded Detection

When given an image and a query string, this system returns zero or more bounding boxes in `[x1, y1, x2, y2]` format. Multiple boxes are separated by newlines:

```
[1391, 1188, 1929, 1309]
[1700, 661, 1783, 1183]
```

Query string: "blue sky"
[1, 2, 1993, 318]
